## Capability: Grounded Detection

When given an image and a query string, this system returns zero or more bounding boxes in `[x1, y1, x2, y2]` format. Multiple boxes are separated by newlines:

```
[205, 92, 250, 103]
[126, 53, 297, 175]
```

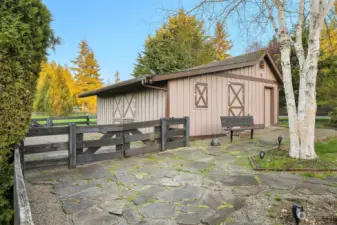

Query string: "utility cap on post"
[210, 137, 220, 146]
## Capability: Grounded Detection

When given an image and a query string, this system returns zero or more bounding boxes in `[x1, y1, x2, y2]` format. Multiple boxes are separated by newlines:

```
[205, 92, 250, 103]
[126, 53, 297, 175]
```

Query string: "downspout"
[141, 76, 169, 118]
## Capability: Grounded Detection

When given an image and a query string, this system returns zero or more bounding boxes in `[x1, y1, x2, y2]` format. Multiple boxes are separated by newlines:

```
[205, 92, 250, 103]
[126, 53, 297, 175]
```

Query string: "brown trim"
[166, 83, 170, 118]
[195, 82, 208, 108]
[152, 61, 257, 82]
[276, 84, 280, 125]
[228, 82, 245, 116]
[151, 52, 282, 84]
[215, 72, 278, 84]
[265, 52, 283, 83]
[263, 86, 274, 126]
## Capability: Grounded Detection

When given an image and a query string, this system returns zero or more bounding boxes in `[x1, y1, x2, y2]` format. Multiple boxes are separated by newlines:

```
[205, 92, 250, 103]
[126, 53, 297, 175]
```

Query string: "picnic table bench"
[220, 116, 263, 142]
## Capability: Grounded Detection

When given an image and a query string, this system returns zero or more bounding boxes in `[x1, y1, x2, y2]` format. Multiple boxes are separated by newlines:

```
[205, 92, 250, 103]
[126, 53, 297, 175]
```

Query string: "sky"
[43, 0, 273, 83]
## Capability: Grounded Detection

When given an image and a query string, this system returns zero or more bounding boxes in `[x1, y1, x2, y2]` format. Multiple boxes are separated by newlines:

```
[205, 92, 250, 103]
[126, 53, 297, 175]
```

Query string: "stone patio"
[25, 127, 337, 225]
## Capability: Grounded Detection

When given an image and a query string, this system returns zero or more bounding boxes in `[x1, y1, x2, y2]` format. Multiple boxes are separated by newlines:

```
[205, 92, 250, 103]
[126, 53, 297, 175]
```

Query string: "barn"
[79, 50, 282, 137]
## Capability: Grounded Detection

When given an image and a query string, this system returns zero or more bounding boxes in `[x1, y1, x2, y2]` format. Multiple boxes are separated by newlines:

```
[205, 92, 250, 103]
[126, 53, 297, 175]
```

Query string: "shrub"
[0, 0, 57, 223]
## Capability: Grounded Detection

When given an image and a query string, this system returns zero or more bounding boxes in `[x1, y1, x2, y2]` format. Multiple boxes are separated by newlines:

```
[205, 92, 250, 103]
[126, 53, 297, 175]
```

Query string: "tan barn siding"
[96, 89, 166, 129]
[169, 68, 279, 136]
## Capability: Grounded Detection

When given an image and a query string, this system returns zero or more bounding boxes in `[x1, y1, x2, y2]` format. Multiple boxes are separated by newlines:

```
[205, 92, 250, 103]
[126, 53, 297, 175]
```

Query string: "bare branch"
[264, 0, 279, 33]
[323, 0, 335, 17]
[294, 0, 305, 67]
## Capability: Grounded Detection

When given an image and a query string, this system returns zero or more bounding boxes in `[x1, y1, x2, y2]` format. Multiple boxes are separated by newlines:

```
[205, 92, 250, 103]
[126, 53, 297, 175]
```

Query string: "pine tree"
[114, 71, 120, 84]
[133, 9, 216, 76]
[71, 40, 103, 113]
[214, 21, 232, 60]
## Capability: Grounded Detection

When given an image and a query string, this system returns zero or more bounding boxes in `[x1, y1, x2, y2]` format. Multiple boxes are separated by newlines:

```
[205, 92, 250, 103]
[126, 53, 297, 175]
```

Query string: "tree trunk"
[279, 34, 301, 158]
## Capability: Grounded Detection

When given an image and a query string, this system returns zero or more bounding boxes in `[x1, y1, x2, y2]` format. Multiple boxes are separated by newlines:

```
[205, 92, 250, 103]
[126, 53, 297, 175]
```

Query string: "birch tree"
[190, 0, 335, 159]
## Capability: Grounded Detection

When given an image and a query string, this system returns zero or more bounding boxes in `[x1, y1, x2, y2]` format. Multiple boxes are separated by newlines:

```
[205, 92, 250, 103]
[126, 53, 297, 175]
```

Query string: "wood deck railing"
[14, 148, 34, 225]
[23, 117, 190, 170]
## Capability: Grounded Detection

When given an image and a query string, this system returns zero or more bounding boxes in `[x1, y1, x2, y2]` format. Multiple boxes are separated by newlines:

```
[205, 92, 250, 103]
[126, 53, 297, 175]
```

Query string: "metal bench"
[220, 116, 257, 143]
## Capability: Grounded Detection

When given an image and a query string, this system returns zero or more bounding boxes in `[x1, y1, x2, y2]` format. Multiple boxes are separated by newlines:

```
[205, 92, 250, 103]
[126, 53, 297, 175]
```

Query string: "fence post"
[86, 116, 90, 126]
[161, 117, 167, 151]
[76, 133, 83, 154]
[46, 117, 52, 128]
[184, 117, 190, 147]
[68, 123, 77, 168]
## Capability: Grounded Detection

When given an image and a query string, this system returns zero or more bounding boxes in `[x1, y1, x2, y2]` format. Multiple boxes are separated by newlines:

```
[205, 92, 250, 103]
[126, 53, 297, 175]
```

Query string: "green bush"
[328, 107, 337, 127]
[0, 0, 57, 223]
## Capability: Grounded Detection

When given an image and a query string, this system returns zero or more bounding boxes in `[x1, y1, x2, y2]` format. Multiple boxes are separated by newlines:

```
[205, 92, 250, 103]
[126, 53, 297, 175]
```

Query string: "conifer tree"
[114, 71, 120, 84]
[133, 9, 216, 76]
[71, 40, 103, 113]
[214, 21, 232, 60]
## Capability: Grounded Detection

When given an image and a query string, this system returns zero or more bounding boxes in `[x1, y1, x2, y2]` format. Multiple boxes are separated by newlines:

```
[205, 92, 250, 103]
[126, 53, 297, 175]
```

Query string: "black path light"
[278, 136, 283, 150]
[292, 204, 305, 225]
[259, 151, 265, 167]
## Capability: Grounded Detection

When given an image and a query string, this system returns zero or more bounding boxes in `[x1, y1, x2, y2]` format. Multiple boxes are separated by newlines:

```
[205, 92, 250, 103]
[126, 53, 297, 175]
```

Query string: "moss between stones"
[217, 201, 233, 210]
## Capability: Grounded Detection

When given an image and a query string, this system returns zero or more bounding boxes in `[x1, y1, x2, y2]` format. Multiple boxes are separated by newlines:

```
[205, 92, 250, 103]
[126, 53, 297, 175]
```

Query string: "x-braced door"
[228, 82, 245, 116]
[112, 94, 136, 123]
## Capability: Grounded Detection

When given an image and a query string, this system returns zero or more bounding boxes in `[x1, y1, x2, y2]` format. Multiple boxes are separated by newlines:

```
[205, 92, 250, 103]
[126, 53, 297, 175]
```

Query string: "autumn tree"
[34, 62, 73, 116]
[214, 21, 232, 60]
[133, 9, 216, 76]
[71, 40, 103, 113]
[191, 0, 336, 159]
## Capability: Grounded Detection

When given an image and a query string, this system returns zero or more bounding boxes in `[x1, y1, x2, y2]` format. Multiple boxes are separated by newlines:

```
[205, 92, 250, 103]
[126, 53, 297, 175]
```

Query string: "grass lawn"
[278, 116, 331, 128]
[31, 115, 96, 125]
[252, 138, 337, 170]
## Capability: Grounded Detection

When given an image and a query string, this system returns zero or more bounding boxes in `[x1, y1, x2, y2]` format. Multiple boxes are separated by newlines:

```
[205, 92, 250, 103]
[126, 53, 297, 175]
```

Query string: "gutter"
[141, 76, 167, 92]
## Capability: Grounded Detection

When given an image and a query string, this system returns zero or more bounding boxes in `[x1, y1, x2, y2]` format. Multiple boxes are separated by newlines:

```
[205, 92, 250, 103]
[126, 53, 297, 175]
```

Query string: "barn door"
[112, 94, 135, 123]
[123, 94, 136, 120]
[228, 83, 244, 116]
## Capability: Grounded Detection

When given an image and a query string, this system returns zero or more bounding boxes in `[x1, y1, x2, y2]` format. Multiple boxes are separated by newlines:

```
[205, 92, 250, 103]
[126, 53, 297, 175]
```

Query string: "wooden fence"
[14, 148, 34, 225]
[23, 117, 190, 170]
[30, 115, 94, 128]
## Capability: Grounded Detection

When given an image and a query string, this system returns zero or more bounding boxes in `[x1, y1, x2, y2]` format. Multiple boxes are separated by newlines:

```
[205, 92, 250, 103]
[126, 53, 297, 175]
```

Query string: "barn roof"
[79, 50, 282, 98]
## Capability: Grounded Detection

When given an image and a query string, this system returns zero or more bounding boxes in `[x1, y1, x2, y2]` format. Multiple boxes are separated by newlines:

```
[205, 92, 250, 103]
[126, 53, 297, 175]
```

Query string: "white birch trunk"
[279, 34, 301, 158]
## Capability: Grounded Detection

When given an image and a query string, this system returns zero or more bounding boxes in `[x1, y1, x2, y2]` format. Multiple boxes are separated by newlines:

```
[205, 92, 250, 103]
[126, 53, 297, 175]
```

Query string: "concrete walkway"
[25, 127, 337, 225]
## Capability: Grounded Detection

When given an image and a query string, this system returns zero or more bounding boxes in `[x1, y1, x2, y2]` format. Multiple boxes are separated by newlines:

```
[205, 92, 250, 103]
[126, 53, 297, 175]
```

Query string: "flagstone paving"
[25, 128, 337, 225]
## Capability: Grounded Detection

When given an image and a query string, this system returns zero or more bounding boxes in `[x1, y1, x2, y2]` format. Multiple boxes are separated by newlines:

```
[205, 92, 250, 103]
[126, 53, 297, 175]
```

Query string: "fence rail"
[14, 148, 34, 225]
[30, 115, 94, 128]
[23, 117, 190, 170]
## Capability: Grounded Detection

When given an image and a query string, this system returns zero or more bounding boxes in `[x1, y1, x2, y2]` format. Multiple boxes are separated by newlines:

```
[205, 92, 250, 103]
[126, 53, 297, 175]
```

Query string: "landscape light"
[292, 204, 305, 225]
[259, 151, 265, 168]
[259, 151, 265, 160]
[278, 136, 283, 150]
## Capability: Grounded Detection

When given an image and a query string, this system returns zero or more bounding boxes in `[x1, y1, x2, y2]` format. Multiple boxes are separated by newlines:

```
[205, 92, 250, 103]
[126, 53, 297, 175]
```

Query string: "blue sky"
[44, 0, 272, 83]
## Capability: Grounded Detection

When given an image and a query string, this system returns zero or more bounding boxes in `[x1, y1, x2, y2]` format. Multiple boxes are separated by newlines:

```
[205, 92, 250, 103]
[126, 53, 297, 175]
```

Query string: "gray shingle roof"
[186, 50, 265, 71]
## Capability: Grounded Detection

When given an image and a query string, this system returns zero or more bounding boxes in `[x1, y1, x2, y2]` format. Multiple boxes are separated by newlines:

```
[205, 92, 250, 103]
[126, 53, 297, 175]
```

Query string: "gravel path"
[26, 182, 72, 225]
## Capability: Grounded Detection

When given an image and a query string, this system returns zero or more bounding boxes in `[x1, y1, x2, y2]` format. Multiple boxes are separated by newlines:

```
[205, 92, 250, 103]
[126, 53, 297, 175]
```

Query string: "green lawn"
[253, 138, 337, 170]
[278, 116, 331, 128]
[31, 115, 96, 125]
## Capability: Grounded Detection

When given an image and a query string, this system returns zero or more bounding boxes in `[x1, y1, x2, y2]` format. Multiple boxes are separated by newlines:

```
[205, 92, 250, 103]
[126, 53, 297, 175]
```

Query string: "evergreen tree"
[114, 71, 120, 84]
[133, 9, 216, 76]
[0, 0, 57, 223]
[71, 40, 103, 113]
[214, 21, 232, 60]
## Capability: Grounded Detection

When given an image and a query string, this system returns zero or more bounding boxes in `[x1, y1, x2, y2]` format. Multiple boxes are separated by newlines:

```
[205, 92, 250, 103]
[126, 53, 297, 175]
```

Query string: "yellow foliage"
[320, 21, 337, 59]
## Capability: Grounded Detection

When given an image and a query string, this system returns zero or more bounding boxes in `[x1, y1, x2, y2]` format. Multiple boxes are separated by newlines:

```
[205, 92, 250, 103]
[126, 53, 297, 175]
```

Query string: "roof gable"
[79, 51, 282, 98]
